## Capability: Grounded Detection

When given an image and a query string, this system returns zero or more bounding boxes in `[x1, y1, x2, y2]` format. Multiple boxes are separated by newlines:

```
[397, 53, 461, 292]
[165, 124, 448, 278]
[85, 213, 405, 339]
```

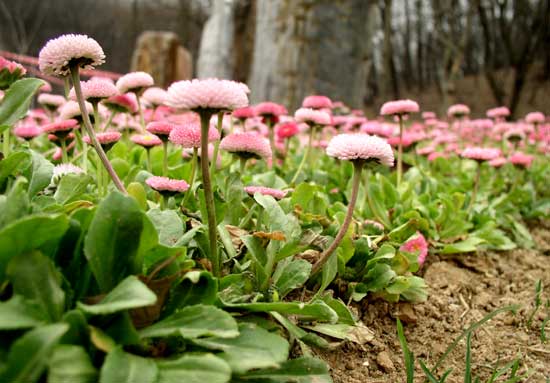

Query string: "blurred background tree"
[0, 0, 548, 117]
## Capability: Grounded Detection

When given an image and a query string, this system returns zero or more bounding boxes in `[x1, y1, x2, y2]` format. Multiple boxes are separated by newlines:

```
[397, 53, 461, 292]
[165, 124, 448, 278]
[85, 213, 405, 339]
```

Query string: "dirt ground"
[317, 222, 550, 382]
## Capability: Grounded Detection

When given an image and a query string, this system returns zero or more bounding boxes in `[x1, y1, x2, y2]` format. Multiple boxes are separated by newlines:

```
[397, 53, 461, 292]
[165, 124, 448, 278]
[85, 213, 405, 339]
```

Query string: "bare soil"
[317, 222, 550, 382]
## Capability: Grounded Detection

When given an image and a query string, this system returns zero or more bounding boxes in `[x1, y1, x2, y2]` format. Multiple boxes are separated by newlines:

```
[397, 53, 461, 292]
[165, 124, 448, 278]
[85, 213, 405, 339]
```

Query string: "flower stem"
[290, 125, 315, 185]
[60, 139, 69, 163]
[267, 117, 275, 166]
[397, 115, 404, 186]
[135, 93, 145, 131]
[181, 147, 197, 207]
[69, 64, 126, 194]
[210, 111, 224, 176]
[467, 163, 482, 214]
[146, 148, 152, 173]
[239, 157, 247, 174]
[311, 160, 363, 275]
[103, 112, 115, 132]
[162, 141, 169, 176]
[199, 110, 219, 276]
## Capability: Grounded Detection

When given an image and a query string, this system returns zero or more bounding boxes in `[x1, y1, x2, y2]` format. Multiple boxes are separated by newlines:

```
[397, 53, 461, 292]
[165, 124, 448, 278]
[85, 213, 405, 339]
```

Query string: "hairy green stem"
[60, 139, 69, 163]
[162, 141, 169, 176]
[467, 163, 482, 214]
[199, 110, 219, 276]
[135, 93, 145, 131]
[181, 147, 198, 207]
[70, 64, 126, 194]
[312, 161, 363, 275]
[290, 125, 315, 185]
[210, 111, 224, 176]
[397, 115, 404, 186]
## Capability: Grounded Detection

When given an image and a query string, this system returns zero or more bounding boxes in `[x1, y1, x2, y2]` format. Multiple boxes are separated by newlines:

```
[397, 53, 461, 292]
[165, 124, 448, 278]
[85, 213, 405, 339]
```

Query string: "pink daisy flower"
[400, 232, 429, 266]
[38, 93, 66, 109]
[38, 34, 105, 76]
[103, 94, 138, 114]
[326, 133, 394, 166]
[166, 78, 249, 111]
[447, 104, 470, 117]
[489, 157, 507, 168]
[255, 102, 288, 117]
[116, 71, 154, 94]
[146, 176, 189, 193]
[364, 219, 385, 232]
[0, 56, 27, 89]
[302, 95, 333, 110]
[146, 121, 178, 139]
[380, 99, 420, 116]
[525, 112, 545, 124]
[52, 163, 84, 180]
[294, 108, 332, 126]
[84, 131, 121, 146]
[275, 122, 299, 139]
[169, 122, 220, 148]
[59, 100, 93, 120]
[461, 147, 501, 161]
[509, 152, 534, 168]
[487, 106, 510, 119]
[13, 125, 42, 140]
[131, 134, 162, 147]
[69, 78, 118, 102]
[142, 87, 168, 106]
[39, 81, 52, 93]
[233, 106, 257, 120]
[422, 111, 436, 120]
[43, 119, 79, 134]
[244, 186, 287, 200]
[220, 132, 272, 160]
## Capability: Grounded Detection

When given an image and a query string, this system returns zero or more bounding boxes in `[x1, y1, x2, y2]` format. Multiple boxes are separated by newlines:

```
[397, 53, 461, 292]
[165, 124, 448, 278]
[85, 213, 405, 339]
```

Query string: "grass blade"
[396, 318, 414, 383]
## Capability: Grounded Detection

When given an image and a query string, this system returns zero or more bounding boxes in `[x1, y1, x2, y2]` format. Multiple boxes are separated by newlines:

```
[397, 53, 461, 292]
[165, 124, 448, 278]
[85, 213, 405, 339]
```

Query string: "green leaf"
[234, 357, 331, 383]
[303, 323, 374, 344]
[0, 78, 45, 130]
[54, 173, 93, 205]
[221, 300, 338, 323]
[273, 259, 311, 298]
[439, 236, 485, 254]
[84, 192, 144, 292]
[0, 295, 46, 329]
[99, 347, 158, 383]
[127, 182, 148, 210]
[47, 345, 97, 383]
[77, 275, 157, 315]
[0, 214, 69, 281]
[0, 150, 31, 185]
[193, 324, 289, 374]
[363, 263, 396, 292]
[319, 293, 355, 325]
[164, 271, 218, 314]
[139, 304, 238, 339]
[0, 177, 29, 229]
[146, 208, 184, 247]
[156, 353, 230, 383]
[0, 323, 68, 383]
[27, 150, 54, 196]
[7, 251, 65, 322]
[254, 193, 300, 239]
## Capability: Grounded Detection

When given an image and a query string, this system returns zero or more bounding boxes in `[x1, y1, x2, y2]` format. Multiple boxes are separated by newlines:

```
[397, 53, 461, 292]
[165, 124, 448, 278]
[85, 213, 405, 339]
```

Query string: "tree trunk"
[248, 0, 373, 110]
[197, 0, 237, 79]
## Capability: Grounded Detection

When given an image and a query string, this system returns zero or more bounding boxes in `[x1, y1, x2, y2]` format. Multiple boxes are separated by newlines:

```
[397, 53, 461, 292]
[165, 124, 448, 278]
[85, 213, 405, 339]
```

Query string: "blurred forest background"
[0, 0, 548, 117]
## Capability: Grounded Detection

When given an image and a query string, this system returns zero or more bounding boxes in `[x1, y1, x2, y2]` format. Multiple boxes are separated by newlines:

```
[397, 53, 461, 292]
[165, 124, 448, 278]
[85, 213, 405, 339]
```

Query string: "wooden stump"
[131, 31, 193, 87]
